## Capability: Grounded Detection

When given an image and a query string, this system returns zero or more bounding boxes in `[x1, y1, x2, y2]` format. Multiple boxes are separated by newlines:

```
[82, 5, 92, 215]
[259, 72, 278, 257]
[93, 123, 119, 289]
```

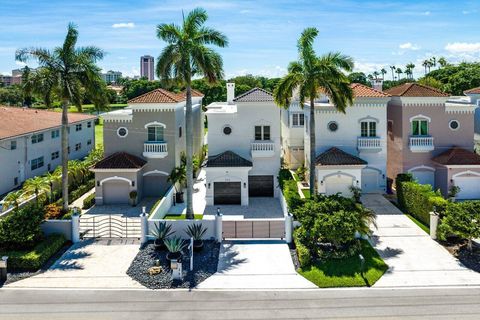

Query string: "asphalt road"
[1, 287, 480, 319]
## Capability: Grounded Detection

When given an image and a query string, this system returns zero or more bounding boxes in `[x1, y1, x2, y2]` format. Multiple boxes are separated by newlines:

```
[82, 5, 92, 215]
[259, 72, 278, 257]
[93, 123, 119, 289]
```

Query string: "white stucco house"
[204, 83, 281, 206]
[282, 83, 391, 196]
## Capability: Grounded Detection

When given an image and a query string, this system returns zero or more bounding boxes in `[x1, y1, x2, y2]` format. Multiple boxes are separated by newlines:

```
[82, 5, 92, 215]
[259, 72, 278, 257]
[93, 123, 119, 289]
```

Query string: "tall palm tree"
[23, 176, 50, 205]
[438, 57, 448, 68]
[156, 8, 228, 219]
[16, 23, 106, 211]
[389, 65, 396, 80]
[380, 68, 387, 80]
[430, 56, 437, 69]
[274, 27, 354, 196]
[406, 63, 415, 79]
[43, 170, 61, 203]
[422, 60, 430, 75]
[372, 71, 380, 80]
[395, 68, 403, 80]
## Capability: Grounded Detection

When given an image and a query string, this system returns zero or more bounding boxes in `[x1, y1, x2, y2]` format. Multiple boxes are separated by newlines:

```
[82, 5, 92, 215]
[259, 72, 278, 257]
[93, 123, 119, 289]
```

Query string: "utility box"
[0, 256, 8, 283]
[171, 259, 183, 281]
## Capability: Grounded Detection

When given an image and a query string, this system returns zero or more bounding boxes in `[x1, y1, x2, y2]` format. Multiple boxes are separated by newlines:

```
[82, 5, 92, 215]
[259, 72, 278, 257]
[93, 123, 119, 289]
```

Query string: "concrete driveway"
[362, 194, 480, 287]
[197, 240, 316, 289]
[7, 239, 143, 289]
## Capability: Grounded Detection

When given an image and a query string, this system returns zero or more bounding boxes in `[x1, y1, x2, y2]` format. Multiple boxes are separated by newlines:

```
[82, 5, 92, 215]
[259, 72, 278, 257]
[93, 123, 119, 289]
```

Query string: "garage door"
[248, 175, 274, 197]
[454, 176, 480, 200]
[143, 175, 168, 197]
[362, 169, 380, 193]
[411, 170, 435, 187]
[325, 174, 354, 196]
[214, 182, 241, 205]
[103, 181, 130, 204]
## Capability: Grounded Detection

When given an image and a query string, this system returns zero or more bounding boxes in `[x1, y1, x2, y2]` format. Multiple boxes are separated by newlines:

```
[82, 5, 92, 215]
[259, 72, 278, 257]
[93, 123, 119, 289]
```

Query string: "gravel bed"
[443, 240, 480, 273]
[126, 240, 220, 289]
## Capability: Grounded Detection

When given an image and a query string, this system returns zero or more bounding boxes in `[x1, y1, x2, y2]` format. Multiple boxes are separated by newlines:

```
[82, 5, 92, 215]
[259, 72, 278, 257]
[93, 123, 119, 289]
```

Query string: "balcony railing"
[251, 141, 275, 157]
[409, 136, 434, 153]
[357, 137, 381, 152]
[143, 141, 168, 158]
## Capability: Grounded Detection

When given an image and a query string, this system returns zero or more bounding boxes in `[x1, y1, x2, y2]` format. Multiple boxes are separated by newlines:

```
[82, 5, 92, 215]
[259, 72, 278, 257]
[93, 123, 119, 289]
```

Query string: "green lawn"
[405, 213, 430, 234]
[301, 189, 310, 198]
[164, 213, 204, 220]
[298, 240, 388, 288]
[291, 171, 300, 182]
[95, 118, 104, 148]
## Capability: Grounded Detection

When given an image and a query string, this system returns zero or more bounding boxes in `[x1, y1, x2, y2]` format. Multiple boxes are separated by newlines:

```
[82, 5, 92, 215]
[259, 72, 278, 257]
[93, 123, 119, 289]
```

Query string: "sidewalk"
[362, 194, 480, 287]
[69, 187, 95, 213]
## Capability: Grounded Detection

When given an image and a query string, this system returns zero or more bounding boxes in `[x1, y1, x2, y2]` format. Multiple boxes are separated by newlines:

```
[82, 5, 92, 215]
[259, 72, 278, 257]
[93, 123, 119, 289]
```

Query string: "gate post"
[140, 208, 148, 246]
[429, 211, 439, 240]
[72, 211, 80, 243]
[285, 213, 293, 244]
[215, 210, 223, 243]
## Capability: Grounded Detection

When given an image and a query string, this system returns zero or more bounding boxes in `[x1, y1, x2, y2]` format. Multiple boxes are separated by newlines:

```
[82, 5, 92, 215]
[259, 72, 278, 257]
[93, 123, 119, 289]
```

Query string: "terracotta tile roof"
[0, 106, 96, 140]
[316, 147, 367, 166]
[207, 151, 252, 167]
[93, 152, 147, 169]
[350, 83, 391, 98]
[233, 87, 274, 102]
[385, 83, 449, 97]
[432, 147, 480, 166]
[127, 88, 185, 104]
[181, 88, 204, 97]
[464, 86, 480, 94]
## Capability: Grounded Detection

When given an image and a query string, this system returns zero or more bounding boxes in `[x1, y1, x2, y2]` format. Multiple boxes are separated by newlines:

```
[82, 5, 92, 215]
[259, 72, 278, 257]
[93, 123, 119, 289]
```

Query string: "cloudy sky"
[1, 0, 479, 79]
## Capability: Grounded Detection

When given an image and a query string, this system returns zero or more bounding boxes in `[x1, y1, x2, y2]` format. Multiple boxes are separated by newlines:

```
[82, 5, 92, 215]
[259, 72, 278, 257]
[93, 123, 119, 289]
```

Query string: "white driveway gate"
[79, 215, 141, 239]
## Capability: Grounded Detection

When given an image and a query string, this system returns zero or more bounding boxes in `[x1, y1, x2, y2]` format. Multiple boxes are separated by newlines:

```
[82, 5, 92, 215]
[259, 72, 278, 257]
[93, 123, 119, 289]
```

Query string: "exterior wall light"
[208, 183, 211, 189]
[243, 182, 247, 188]
[320, 180, 324, 185]
[97, 181, 100, 187]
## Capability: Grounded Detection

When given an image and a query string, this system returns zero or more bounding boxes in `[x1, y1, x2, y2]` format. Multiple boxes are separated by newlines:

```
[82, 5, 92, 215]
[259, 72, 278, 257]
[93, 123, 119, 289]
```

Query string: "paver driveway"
[362, 194, 480, 287]
[7, 239, 143, 289]
[197, 240, 316, 289]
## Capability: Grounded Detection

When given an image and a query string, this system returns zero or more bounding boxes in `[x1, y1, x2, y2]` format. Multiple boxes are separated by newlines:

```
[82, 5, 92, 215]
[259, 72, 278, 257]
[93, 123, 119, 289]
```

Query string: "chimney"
[371, 79, 383, 92]
[227, 82, 235, 104]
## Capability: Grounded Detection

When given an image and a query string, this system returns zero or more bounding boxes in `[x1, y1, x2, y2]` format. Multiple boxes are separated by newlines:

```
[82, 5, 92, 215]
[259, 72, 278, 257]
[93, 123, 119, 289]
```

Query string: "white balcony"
[143, 141, 168, 158]
[251, 141, 275, 158]
[409, 136, 434, 153]
[357, 137, 382, 152]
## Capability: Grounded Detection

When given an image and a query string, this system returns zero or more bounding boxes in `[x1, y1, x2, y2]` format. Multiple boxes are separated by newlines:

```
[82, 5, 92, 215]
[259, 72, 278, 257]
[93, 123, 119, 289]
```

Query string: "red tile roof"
[0, 106, 96, 140]
[464, 86, 480, 94]
[432, 147, 480, 166]
[350, 83, 391, 98]
[181, 88, 204, 97]
[128, 88, 185, 104]
[385, 83, 449, 97]
[93, 152, 147, 169]
[316, 147, 367, 166]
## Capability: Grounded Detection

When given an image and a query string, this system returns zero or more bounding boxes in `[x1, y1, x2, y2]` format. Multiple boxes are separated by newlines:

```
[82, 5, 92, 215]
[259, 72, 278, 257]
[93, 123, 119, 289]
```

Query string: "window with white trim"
[10, 140, 16, 150]
[31, 133, 44, 144]
[87, 139, 92, 145]
[51, 151, 59, 160]
[147, 126, 164, 142]
[411, 119, 429, 136]
[51, 130, 60, 139]
[291, 113, 305, 127]
[76, 124, 82, 131]
[360, 121, 377, 137]
[87, 121, 92, 128]
[31, 156, 44, 170]
[255, 125, 270, 141]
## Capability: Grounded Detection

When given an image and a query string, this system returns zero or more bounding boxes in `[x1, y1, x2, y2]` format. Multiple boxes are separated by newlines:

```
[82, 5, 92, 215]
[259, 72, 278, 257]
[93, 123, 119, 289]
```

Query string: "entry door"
[248, 175, 274, 197]
[214, 182, 241, 205]
[362, 169, 379, 193]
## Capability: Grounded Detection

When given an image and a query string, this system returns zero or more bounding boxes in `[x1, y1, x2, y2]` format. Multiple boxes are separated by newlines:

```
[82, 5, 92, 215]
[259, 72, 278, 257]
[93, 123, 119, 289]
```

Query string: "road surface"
[1, 287, 480, 319]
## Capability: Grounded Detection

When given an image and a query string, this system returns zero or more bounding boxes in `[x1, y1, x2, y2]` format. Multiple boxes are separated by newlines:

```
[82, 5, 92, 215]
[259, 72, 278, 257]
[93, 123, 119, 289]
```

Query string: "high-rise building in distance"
[140, 55, 154, 81]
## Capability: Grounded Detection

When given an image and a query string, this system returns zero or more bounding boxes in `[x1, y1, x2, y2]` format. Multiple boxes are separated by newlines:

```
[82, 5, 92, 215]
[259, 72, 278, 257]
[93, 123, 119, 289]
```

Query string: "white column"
[429, 211, 439, 240]
[71, 213, 80, 243]
[140, 212, 148, 246]
[215, 212, 223, 243]
[285, 213, 293, 244]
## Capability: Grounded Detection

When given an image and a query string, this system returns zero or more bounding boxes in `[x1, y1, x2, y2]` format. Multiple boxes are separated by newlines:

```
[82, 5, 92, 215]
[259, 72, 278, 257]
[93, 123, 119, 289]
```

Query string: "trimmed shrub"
[401, 182, 448, 226]
[0, 205, 44, 250]
[278, 168, 304, 213]
[82, 193, 95, 209]
[395, 173, 414, 210]
[438, 201, 480, 249]
[43, 203, 63, 220]
[295, 236, 311, 268]
[2, 234, 67, 271]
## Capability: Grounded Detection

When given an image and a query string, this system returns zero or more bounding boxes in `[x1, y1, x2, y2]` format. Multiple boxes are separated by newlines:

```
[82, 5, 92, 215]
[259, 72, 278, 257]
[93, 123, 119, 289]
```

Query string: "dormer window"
[147, 126, 164, 142]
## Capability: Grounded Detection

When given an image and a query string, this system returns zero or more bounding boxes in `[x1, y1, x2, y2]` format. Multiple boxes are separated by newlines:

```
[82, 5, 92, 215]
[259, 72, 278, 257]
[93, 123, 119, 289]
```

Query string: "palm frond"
[156, 23, 182, 43]
[184, 7, 208, 34]
[194, 27, 229, 47]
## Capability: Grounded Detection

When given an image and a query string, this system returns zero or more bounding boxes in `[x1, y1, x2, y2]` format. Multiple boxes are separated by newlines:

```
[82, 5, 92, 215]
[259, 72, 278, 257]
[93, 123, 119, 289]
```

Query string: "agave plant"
[151, 221, 174, 250]
[185, 223, 207, 240]
[164, 237, 187, 260]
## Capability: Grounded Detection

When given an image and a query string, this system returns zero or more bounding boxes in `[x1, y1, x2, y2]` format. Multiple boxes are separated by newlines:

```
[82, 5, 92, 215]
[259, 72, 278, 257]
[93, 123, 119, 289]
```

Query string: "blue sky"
[1, 0, 479, 79]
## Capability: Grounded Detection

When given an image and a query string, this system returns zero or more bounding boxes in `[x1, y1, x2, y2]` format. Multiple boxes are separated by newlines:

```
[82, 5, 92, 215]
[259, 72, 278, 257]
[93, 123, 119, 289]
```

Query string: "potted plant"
[168, 165, 186, 203]
[151, 221, 174, 250]
[164, 237, 187, 261]
[185, 223, 207, 251]
[129, 190, 138, 207]
[448, 185, 460, 202]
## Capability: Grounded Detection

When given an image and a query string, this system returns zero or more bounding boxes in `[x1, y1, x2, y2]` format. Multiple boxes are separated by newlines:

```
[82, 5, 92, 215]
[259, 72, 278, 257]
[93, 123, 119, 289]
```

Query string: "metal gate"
[79, 215, 141, 239]
[222, 219, 285, 239]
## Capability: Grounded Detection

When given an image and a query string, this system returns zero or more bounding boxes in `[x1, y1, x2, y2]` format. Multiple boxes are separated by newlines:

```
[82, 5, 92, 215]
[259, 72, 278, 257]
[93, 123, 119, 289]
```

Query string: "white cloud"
[15, 61, 27, 67]
[445, 42, 480, 53]
[423, 11, 431, 16]
[353, 62, 387, 74]
[112, 22, 135, 29]
[399, 42, 420, 50]
[462, 9, 477, 15]
[240, 9, 251, 14]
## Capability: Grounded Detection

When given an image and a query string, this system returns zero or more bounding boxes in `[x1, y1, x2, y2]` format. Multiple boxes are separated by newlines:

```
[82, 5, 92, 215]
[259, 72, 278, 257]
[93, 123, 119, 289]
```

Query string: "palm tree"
[395, 68, 403, 80]
[274, 27, 354, 196]
[68, 160, 84, 186]
[29, 67, 56, 108]
[3, 190, 24, 211]
[430, 56, 437, 69]
[380, 68, 387, 80]
[44, 170, 61, 203]
[438, 57, 448, 68]
[389, 65, 396, 80]
[21, 66, 34, 107]
[156, 8, 228, 219]
[16, 23, 106, 211]
[422, 60, 429, 75]
[372, 71, 380, 80]
[406, 63, 415, 79]
[405, 68, 412, 80]
[23, 176, 50, 205]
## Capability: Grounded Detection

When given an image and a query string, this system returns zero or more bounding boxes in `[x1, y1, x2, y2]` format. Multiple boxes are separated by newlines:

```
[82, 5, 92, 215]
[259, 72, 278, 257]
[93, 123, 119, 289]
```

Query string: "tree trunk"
[309, 98, 316, 197]
[185, 84, 194, 219]
[61, 100, 69, 212]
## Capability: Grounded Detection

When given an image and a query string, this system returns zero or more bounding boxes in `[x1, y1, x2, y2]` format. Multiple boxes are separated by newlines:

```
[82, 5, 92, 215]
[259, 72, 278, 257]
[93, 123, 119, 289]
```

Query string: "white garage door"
[325, 175, 354, 196]
[362, 169, 380, 193]
[454, 176, 480, 200]
[103, 181, 130, 205]
[411, 170, 435, 187]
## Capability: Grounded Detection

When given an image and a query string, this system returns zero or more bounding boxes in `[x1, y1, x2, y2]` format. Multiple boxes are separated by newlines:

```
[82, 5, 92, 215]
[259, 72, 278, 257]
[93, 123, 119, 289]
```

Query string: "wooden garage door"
[248, 175, 274, 197]
[103, 181, 130, 205]
[214, 182, 241, 205]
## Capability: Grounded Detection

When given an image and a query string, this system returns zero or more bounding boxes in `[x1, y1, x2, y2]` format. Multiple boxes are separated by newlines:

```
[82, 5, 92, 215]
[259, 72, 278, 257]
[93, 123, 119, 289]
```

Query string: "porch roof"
[93, 152, 147, 169]
[432, 147, 480, 166]
[207, 150, 253, 167]
[315, 147, 367, 166]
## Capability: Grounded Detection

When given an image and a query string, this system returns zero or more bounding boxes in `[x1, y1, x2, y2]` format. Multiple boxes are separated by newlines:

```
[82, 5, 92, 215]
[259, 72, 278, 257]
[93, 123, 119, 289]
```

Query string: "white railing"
[143, 141, 168, 158]
[251, 142, 275, 157]
[409, 136, 434, 152]
[357, 137, 381, 150]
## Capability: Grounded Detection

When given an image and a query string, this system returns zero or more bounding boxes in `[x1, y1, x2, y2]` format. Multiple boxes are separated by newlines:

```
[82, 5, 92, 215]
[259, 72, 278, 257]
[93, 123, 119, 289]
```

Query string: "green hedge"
[278, 169, 304, 213]
[82, 193, 95, 209]
[55, 178, 95, 207]
[1, 234, 67, 271]
[401, 181, 447, 226]
[395, 173, 413, 210]
[0, 205, 44, 249]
